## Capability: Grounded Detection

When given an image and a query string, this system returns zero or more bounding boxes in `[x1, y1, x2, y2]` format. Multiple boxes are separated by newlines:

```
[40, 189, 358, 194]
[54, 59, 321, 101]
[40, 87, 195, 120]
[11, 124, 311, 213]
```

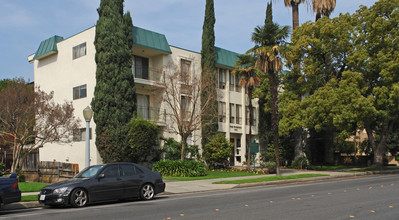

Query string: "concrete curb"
[232, 170, 399, 188]
[2, 201, 43, 211]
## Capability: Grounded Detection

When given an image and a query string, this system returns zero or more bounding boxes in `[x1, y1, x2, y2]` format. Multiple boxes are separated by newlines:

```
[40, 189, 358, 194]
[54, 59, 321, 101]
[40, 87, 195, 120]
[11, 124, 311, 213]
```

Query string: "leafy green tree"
[201, 0, 218, 147]
[203, 134, 233, 168]
[128, 118, 160, 163]
[91, 0, 136, 162]
[250, 2, 289, 175]
[282, 14, 354, 164]
[282, 0, 399, 168]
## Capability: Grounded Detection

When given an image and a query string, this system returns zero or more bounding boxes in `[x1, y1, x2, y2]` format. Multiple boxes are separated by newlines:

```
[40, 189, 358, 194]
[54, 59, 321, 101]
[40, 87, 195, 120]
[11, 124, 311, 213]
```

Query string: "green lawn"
[21, 195, 38, 202]
[163, 170, 260, 181]
[213, 174, 329, 184]
[310, 165, 359, 171]
[19, 182, 48, 192]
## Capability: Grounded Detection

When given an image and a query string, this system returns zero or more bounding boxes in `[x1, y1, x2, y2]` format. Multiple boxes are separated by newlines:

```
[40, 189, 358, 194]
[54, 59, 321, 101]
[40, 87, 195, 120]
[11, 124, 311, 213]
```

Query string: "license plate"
[39, 195, 46, 201]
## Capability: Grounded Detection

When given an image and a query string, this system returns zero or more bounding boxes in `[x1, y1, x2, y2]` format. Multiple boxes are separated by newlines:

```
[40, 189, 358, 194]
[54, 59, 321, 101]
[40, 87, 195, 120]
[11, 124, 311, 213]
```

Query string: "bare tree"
[0, 79, 80, 172]
[156, 64, 219, 161]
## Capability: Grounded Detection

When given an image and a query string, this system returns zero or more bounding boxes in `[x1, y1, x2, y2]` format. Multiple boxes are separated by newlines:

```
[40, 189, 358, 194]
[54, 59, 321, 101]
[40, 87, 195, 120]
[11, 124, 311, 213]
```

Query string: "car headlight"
[53, 187, 68, 195]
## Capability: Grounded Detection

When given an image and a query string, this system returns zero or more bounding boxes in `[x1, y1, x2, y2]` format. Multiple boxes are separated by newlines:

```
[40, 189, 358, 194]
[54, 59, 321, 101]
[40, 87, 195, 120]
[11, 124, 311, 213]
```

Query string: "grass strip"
[213, 174, 329, 184]
[163, 170, 260, 181]
[19, 182, 48, 192]
[21, 195, 38, 202]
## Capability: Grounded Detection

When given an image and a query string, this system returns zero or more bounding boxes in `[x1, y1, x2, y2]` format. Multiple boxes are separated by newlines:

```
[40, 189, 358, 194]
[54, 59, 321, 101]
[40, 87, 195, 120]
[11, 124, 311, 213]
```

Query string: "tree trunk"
[324, 128, 334, 165]
[269, 71, 280, 176]
[294, 128, 306, 159]
[315, 13, 322, 22]
[292, 2, 299, 30]
[181, 134, 188, 161]
[365, 122, 389, 168]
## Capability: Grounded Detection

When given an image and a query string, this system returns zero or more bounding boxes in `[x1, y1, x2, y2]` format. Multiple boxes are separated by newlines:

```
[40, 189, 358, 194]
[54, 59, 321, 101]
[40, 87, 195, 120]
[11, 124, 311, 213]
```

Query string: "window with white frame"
[73, 128, 92, 141]
[180, 59, 191, 82]
[236, 104, 242, 125]
[181, 95, 191, 120]
[218, 102, 226, 122]
[73, 84, 87, 100]
[230, 103, 235, 124]
[133, 56, 149, 79]
[137, 94, 149, 119]
[235, 74, 241, 92]
[218, 69, 227, 89]
[229, 72, 235, 91]
[72, 42, 86, 59]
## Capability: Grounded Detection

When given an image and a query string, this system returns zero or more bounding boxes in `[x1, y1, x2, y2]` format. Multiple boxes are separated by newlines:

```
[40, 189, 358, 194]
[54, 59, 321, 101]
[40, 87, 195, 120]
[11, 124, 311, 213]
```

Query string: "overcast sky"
[0, 0, 378, 81]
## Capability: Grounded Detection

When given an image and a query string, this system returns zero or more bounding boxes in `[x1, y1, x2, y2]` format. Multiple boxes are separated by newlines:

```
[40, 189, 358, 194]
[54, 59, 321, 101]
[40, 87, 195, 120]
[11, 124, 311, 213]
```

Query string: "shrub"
[0, 162, 5, 175]
[128, 117, 160, 162]
[291, 156, 310, 169]
[202, 134, 233, 169]
[163, 138, 201, 160]
[152, 160, 206, 177]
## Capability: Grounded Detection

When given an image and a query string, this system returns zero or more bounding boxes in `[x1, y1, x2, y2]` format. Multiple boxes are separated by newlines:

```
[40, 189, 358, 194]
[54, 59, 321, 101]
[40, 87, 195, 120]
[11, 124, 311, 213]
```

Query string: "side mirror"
[97, 173, 105, 179]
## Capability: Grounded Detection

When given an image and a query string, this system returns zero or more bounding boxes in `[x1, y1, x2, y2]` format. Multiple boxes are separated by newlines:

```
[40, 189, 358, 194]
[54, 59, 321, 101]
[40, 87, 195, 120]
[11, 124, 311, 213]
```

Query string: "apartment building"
[28, 26, 258, 169]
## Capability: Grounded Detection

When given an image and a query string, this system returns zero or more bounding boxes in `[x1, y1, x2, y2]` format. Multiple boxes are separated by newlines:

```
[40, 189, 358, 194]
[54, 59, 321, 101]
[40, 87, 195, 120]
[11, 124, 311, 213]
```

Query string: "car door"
[120, 164, 144, 198]
[89, 165, 124, 202]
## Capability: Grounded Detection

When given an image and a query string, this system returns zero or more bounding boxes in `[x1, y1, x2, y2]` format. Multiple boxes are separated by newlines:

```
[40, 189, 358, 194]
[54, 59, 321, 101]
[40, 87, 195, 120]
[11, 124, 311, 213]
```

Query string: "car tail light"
[12, 181, 18, 189]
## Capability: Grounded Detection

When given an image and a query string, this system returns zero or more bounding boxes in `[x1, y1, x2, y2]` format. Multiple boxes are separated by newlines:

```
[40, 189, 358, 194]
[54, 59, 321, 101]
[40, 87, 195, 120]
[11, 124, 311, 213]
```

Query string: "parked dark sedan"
[38, 162, 165, 208]
[0, 173, 21, 209]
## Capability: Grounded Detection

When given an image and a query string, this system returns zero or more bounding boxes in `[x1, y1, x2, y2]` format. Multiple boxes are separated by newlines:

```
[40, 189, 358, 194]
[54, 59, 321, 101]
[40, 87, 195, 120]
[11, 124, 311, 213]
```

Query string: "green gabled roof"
[215, 47, 240, 69]
[33, 35, 64, 60]
[133, 26, 172, 54]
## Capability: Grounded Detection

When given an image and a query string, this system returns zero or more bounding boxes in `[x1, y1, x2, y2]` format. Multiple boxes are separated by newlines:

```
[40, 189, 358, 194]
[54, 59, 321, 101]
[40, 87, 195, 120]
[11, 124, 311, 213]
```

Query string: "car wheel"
[70, 188, 88, 208]
[140, 184, 154, 200]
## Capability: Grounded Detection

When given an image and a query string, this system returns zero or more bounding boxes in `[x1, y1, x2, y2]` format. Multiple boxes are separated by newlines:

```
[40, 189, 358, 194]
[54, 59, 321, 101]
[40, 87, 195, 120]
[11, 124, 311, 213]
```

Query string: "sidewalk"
[3, 168, 399, 211]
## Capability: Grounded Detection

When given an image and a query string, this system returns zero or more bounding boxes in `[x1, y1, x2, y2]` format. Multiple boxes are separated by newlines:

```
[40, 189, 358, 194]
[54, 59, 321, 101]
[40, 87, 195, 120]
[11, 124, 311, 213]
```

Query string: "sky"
[0, 0, 378, 82]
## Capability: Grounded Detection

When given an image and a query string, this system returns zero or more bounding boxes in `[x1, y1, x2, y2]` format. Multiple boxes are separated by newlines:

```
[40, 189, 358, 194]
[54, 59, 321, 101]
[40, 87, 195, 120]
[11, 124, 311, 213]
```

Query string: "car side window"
[135, 166, 144, 174]
[120, 164, 136, 176]
[101, 165, 120, 178]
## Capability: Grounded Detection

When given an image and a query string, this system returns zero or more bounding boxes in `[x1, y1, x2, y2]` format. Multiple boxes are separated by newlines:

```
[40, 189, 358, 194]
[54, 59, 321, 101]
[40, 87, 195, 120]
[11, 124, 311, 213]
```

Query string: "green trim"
[215, 47, 240, 69]
[33, 35, 64, 60]
[133, 26, 172, 54]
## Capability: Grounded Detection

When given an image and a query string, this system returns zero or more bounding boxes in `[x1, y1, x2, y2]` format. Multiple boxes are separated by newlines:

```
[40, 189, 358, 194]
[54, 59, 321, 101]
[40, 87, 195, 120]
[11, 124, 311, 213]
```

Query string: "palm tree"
[233, 54, 260, 169]
[284, 0, 307, 30]
[250, 1, 289, 176]
[313, 0, 336, 21]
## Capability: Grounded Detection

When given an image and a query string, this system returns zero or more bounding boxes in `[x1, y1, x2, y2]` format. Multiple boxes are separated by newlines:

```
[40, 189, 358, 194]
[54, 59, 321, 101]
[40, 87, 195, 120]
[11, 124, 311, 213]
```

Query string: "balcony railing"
[137, 106, 165, 124]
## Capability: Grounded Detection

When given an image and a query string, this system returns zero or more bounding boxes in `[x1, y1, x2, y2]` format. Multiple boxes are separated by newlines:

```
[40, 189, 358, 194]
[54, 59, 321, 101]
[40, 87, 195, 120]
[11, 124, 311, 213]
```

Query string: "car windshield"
[75, 165, 104, 178]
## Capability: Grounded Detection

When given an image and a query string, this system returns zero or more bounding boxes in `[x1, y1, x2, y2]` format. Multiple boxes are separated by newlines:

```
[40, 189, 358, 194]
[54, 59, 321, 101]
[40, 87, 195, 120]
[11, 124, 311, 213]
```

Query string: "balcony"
[137, 106, 166, 125]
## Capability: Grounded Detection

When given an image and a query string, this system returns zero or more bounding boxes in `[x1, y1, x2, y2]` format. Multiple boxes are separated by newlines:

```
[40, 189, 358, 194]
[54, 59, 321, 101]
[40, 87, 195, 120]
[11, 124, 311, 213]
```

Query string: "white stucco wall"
[31, 26, 259, 168]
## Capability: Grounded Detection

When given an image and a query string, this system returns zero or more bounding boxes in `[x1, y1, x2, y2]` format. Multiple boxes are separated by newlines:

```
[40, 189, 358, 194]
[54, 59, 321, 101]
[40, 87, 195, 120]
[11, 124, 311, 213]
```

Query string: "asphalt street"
[1, 174, 399, 220]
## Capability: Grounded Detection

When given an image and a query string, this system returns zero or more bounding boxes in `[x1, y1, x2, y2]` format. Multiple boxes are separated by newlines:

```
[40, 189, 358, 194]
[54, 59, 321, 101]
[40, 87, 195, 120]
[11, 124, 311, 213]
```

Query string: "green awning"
[33, 35, 64, 60]
[133, 26, 172, 54]
[215, 47, 240, 69]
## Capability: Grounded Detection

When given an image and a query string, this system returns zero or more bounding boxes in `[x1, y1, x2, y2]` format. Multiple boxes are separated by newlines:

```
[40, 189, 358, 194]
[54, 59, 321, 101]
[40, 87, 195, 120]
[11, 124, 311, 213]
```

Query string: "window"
[137, 94, 149, 119]
[218, 102, 226, 122]
[230, 103, 235, 124]
[229, 72, 235, 91]
[101, 165, 120, 178]
[73, 84, 87, 100]
[236, 104, 242, 125]
[218, 69, 227, 89]
[133, 56, 149, 79]
[181, 96, 191, 120]
[72, 42, 86, 59]
[235, 74, 241, 92]
[246, 107, 257, 126]
[73, 128, 92, 142]
[180, 59, 191, 82]
[120, 164, 137, 176]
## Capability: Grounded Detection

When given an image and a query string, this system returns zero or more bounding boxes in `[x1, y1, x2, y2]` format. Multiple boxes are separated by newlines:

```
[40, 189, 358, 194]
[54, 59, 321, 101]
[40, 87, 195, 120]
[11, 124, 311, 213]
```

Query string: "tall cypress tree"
[201, 0, 218, 147]
[92, 0, 136, 163]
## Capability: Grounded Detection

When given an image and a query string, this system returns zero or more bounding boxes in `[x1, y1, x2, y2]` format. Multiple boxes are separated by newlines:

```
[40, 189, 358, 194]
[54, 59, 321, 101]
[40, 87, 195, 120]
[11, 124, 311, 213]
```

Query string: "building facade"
[28, 26, 258, 170]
